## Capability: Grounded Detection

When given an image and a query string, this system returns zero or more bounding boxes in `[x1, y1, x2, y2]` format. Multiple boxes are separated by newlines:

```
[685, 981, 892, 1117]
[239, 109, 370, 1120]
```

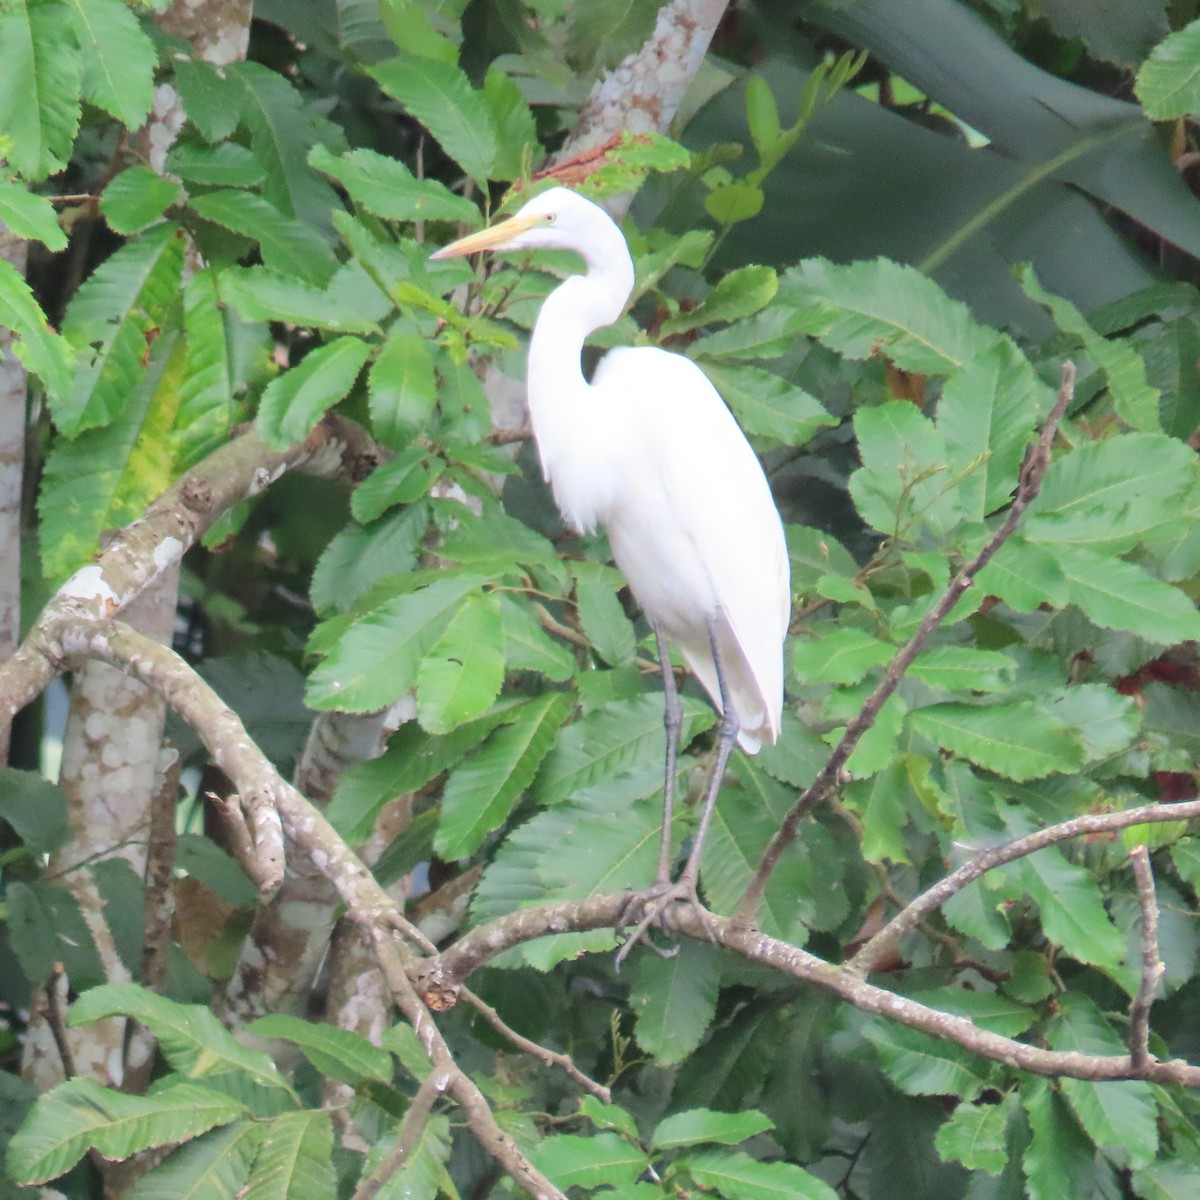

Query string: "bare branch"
[1128, 845, 1164, 1071]
[352, 1072, 446, 1200]
[737, 361, 1078, 924]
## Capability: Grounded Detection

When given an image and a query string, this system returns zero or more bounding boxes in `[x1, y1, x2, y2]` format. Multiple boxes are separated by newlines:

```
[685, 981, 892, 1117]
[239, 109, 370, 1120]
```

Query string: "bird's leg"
[655, 627, 682, 886]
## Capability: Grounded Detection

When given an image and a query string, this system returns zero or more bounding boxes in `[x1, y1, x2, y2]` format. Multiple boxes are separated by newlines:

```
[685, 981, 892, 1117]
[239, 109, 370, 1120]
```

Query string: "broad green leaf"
[909, 701, 1086, 780]
[363, 1112, 450, 1200]
[909, 987, 1035, 1037]
[746, 75, 783, 158]
[678, 1149, 838, 1200]
[780, 257, 996, 375]
[482, 66, 537, 181]
[528, 1132, 648, 1191]
[190, 190, 335, 284]
[0, 255, 72, 401]
[256, 336, 372, 449]
[416, 590, 506, 733]
[862, 1020, 990, 1100]
[379, 0, 457, 61]
[660, 265, 778, 336]
[632, 943, 721, 1065]
[126, 1122, 264, 1200]
[908, 646, 1015, 692]
[0, 2, 81, 179]
[497, 594, 576, 681]
[100, 166, 181, 234]
[1054, 546, 1200, 644]
[309, 143, 479, 223]
[307, 573, 485, 712]
[1021, 266, 1160, 430]
[176, 268, 239, 467]
[702, 361, 835, 445]
[246, 1016, 392, 1086]
[1044, 684, 1139, 763]
[652, 1106, 774, 1150]
[691, 306, 811, 361]
[0, 768, 69, 854]
[935, 1099, 1009, 1175]
[173, 56, 240, 142]
[310, 503, 430, 613]
[0, 179, 66, 248]
[7, 1079, 247, 1184]
[58, 222, 186, 436]
[792, 627, 893, 685]
[369, 327, 438, 449]
[351, 447, 443, 522]
[70, 983, 290, 1091]
[65, 0, 155, 127]
[705, 181, 764, 226]
[1133, 1160, 1200, 1200]
[436, 692, 574, 858]
[975, 536, 1069, 611]
[220, 262, 388, 333]
[573, 561, 636, 668]
[8, 881, 104, 988]
[167, 142, 266, 187]
[1022, 1078, 1097, 1200]
[175, 834, 258, 908]
[1136, 20, 1200, 119]
[368, 55, 496, 185]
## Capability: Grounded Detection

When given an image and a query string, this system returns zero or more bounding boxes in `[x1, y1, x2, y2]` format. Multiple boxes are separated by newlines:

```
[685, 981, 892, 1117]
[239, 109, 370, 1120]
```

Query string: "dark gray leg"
[655, 628, 682, 886]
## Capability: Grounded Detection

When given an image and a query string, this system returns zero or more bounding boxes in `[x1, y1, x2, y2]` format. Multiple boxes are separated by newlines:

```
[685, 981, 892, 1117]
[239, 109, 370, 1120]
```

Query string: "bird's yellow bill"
[430, 212, 543, 259]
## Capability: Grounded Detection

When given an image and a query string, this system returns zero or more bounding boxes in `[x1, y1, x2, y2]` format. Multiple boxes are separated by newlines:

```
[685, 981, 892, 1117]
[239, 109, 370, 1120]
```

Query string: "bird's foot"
[614, 878, 720, 970]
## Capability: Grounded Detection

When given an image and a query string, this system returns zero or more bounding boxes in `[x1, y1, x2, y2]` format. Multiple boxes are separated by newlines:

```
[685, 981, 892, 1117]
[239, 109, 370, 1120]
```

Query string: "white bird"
[433, 187, 789, 944]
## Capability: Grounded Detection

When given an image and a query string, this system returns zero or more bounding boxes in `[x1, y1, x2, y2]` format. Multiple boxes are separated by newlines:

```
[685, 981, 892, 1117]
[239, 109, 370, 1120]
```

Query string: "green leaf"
[482, 66, 537, 181]
[64, 0, 155, 128]
[175, 833, 258, 908]
[167, 142, 266, 187]
[1133, 1160, 1200, 1200]
[126, 1122, 264, 1200]
[690, 306, 811, 361]
[220, 262, 389, 333]
[70, 983, 290, 1091]
[909, 701, 1086, 780]
[0, 255, 72, 401]
[0, 179, 66, 248]
[173, 56, 240, 142]
[379, 0, 457, 61]
[975, 536, 1069, 611]
[660, 265, 778, 336]
[701, 361, 835, 445]
[1054, 546, 1200, 644]
[0, 2, 81, 179]
[256, 337, 372, 449]
[436, 692, 574, 858]
[368, 328, 438, 449]
[780, 257, 996, 376]
[8, 1079, 247, 1184]
[792, 627, 893, 685]
[581, 1097, 640, 1140]
[368, 54, 496, 185]
[908, 646, 1015, 692]
[416, 590, 506, 734]
[652, 1106, 772, 1151]
[0, 768, 70, 854]
[351, 447, 443, 522]
[528, 1132, 649, 1191]
[745, 76, 783, 159]
[361, 1113, 450, 1200]
[1136, 19, 1200, 119]
[1022, 1078, 1097, 1200]
[1044, 684, 1139, 764]
[307, 573, 485, 712]
[176, 268, 239, 466]
[862, 1020, 990, 1100]
[497, 594, 576, 681]
[100, 166, 181, 234]
[58, 222, 186, 436]
[8, 882, 103, 987]
[678, 1149, 838, 1200]
[704, 181, 765, 226]
[573, 561, 637, 668]
[309, 143, 479, 223]
[190, 190, 335, 284]
[632, 943, 721, 1066]
[935, 1099, 1009, 1175]
[246, 1016, 392, 1087]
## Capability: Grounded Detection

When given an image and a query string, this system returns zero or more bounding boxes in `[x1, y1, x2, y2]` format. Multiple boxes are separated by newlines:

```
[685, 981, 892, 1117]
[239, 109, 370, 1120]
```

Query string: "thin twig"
[737, 361, 1077, 925]
[1128, 845, 1164, 1071]
[39, 966, 76, 1078]
[352, 1072, 446, 1200]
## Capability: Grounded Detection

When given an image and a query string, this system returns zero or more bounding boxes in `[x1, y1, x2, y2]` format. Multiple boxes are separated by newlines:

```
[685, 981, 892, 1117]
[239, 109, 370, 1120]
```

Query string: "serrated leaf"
[256, 336, 372, 449]
[792, 627, 893, 685]
[173, 56, 239, 142]
[580, 1096, 639, 1140]
[0, 179, 66, 248]
[0, 768, 70, 854]
[482, 66, 537, 181]
[351, 447, 442, 522]
[308, 143, 479, 223]
[975, 536, 1069, 611]
[909, 701, 1086, 781]
[573, 561, 636, 668]
[0, 255, 72, 400]
[691, 306, 811, 361]
[190, 190, 334, 283]
[908, 646, 1015, 692]
[167, 142, 266, 187]
[1136, 20, 1200, 119]
[661, 265, 777, 337]
[436, 692, 574, 858]
[679, 1149, 838, 1200]
[862, 1020, 990, 1100]
[497, 594, 576, 682]
[701, 361, 835, 445]
[529, 1132, 648, 1191]
[7, 1079, 247, 1184]
[368, 327, 438, 449]
[1133, 1160, 1200, 1200]
[364, 1112, 450, 1200]
[0, 2, 81, 179]
[246, 1016, 392, 1087]
[220, 261, 388, 333]
[1056, 546, 1200, 643]
[100, 166, 181, 234]
[127, 1122, 265, 1200]
[369, 55, 496, 185]
[64, 0, 155, 128]
[652, 1106, 774, 1150]
[8, 881, 103, 987]
[176, 268, 238, 466]
[70, 983, 290, 1091]
[935, 1100, 1009, 1175]
[57, 222, 185, 436]
[1022, 1078, 1097, 1200]
[417, 590, 505, 734]
[308, 574, 485, 712]
[632, 943, 721, 1066]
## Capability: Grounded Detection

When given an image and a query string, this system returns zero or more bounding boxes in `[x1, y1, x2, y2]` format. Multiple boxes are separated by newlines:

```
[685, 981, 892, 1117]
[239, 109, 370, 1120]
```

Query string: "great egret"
[433, 187, 789, 947]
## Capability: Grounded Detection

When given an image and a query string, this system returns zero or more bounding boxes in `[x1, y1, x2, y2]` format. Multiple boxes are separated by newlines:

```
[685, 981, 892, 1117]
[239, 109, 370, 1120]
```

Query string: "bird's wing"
[593, 348, 790, 744]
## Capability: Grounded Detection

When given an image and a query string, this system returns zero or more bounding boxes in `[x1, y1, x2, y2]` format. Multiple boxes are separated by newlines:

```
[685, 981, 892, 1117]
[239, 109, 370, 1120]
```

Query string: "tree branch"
[1128, 844, 1164, 1071]
[352, 1071, 446, 1200]
[737, 361, 1077, 924]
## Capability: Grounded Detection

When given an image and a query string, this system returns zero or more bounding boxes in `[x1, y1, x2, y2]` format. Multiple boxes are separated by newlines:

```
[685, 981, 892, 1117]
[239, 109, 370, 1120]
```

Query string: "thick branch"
[1128, 845, 1164, 1071]
[737, 362, 1077, 924]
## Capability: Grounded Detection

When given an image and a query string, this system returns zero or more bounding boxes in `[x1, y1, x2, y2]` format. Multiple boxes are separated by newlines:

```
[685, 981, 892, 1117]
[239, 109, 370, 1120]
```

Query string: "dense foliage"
[7, 1, 1200, 1198]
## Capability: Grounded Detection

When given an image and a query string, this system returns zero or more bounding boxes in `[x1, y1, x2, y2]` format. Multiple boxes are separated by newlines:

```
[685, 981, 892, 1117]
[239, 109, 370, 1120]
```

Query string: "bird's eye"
[544, 213, 556, 224]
